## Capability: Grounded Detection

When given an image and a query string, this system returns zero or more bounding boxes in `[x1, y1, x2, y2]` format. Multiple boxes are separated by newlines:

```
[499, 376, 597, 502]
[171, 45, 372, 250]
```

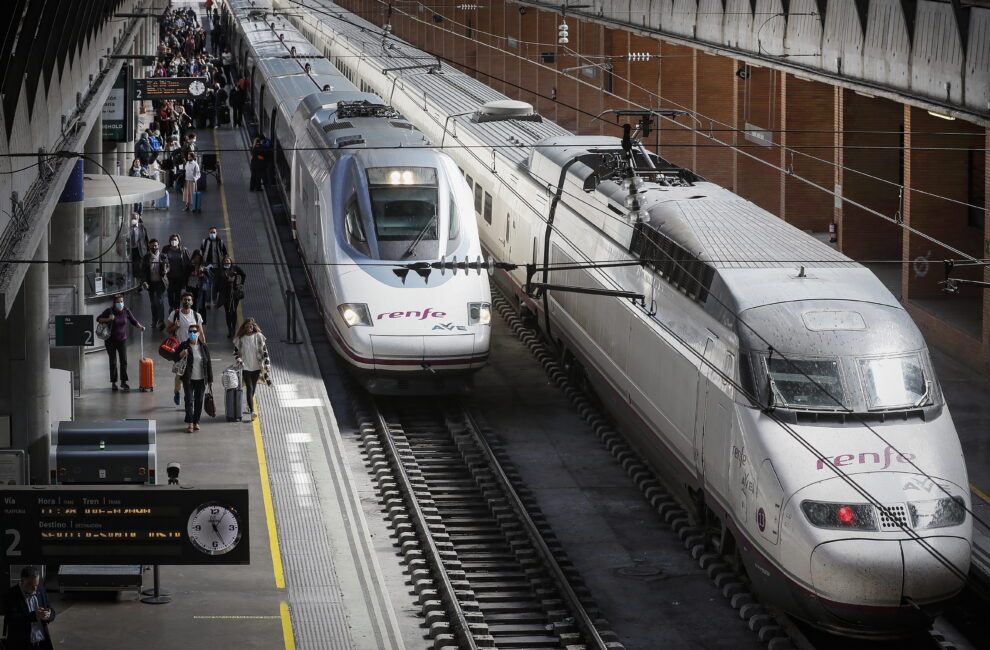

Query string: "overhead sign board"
[54, 315, 95, 347]
[133, 77, 208, 100]
[0, 485, 250, 565]
[102, 64, 133, 142]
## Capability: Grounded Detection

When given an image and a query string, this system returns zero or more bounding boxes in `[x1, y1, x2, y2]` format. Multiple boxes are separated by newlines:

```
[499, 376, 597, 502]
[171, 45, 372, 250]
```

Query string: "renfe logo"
[816, 446, 916, 470]
[377, 308, 447, 321]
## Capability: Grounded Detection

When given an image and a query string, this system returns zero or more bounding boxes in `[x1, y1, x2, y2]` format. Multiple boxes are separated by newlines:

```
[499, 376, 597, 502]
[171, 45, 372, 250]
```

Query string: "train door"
[693, 337, 716, 481]
[702, 353, 734, 499]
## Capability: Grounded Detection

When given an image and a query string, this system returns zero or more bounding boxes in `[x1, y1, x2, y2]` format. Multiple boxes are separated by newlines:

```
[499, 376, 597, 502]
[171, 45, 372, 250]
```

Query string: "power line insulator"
[628, 52, 652, 62]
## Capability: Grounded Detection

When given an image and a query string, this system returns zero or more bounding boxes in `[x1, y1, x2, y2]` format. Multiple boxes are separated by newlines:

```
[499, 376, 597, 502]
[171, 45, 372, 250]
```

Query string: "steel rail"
[459, 405, 614, 650]
[371, 399, 480, 650]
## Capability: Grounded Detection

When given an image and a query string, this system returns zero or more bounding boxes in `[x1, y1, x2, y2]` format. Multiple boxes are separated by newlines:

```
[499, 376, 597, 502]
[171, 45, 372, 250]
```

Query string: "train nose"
[809, 536, 969, 627]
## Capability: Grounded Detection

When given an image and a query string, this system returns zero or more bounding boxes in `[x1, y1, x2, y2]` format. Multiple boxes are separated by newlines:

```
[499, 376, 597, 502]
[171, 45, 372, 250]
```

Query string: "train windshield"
[766, 357, 845, 410]
[366, 167, 439, 260]
[858, 354, 928, 410]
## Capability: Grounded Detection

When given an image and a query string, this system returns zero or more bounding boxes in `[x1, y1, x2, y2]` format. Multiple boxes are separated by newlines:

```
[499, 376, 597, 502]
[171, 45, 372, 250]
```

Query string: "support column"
[102, 138, 118, 175]
[85, 116, 104, 173]
[9, 234, 51, 483]
[49, 161, 86, 393]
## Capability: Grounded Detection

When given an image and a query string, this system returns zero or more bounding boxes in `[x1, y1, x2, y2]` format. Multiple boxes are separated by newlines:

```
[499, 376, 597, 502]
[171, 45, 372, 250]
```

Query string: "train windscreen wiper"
[402, 212, 437, 259]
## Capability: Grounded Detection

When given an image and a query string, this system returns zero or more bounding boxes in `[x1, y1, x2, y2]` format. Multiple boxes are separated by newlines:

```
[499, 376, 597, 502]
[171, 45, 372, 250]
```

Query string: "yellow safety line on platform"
[280, 601, 296, 650]
[215, 130, 288, 597]
[972, 484, 990, 506]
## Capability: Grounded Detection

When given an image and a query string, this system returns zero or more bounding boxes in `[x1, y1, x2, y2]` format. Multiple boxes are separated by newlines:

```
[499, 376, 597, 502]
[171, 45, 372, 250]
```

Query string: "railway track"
[353, 396, 623, 649]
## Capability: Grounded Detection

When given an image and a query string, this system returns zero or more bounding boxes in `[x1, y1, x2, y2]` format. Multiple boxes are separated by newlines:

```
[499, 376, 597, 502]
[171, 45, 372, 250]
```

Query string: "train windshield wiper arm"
[402, 213, 437, 258]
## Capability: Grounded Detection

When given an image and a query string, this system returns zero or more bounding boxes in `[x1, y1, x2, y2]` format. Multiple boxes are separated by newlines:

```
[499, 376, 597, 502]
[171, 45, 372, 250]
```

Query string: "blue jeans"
[148, 281, 166, 326]
[182, 378, 206, 424]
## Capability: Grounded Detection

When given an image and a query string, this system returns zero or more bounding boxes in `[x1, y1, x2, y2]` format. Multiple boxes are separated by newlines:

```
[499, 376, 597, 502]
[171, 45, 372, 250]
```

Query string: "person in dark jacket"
[249, 137, 266, 191]
[96, 294, 146, 392]
[140, 238, 171, 330]
[216, 256, 247, 337]
[164, 233, 192, 310]
[200, 226, 228, 308]
[229, 84, 245, 127]
[127, 212, 150, 281]
[213, 83, 228, 127]
[176, 323, 214, 432]
[3, 566, 56, 650]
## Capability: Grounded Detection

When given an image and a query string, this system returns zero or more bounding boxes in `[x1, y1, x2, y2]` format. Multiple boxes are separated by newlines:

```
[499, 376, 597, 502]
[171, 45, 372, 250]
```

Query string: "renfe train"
[282, 0, 973, 638]
[223, 0, 492, 394]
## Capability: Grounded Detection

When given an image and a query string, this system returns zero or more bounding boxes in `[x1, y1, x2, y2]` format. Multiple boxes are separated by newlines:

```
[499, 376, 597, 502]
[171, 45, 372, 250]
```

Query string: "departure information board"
[133, 77, 209, 100]
[0, 486, 249, 565]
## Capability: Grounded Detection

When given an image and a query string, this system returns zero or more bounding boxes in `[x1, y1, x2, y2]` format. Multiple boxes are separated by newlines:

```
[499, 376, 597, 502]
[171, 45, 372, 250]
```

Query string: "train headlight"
[908, 497, 966, 529]
[800, 501, 878, 531]
[338, 303, 372, 327]
[468, 302, 491, 326]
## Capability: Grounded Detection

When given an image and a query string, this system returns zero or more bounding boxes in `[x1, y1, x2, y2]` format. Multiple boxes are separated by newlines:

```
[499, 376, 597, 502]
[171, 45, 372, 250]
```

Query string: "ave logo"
[433, 322, 467, 331]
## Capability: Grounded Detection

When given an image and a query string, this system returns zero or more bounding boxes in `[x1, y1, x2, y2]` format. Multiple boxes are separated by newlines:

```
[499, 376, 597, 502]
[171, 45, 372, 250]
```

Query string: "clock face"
[187, 502, 242, 555]
[189, 80, 206, 96]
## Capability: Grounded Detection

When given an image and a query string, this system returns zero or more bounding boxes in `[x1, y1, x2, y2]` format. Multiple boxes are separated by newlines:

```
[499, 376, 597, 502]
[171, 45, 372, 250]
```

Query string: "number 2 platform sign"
[1, 486, 249, 565]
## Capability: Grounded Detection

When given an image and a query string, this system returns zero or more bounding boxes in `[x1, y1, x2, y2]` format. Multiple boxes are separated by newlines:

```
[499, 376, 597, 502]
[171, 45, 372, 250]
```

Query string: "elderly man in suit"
[2, 566, 57, 649]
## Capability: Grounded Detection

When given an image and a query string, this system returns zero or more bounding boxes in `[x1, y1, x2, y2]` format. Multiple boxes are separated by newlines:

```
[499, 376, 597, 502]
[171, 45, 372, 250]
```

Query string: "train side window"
[723, 353, 735, 395]
[345, 200, 370, 255]
[483, 192, 493, 225]
[465, 174, 473, 191]
[448, 194, 460, 240]
[474, 184, 483, 214]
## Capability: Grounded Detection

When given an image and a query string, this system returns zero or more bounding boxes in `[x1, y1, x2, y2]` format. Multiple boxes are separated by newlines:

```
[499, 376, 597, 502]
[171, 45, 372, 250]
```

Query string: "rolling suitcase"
[192, 190, 202, 212]
[139, 333, 155, 392]
[225, 387, 243, 422]
[154, 190, 170, 210]
[220, 105, 231, 125]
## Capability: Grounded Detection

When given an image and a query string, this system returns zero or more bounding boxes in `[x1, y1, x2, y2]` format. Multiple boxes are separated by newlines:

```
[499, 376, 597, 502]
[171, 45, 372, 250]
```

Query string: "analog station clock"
[188, 79, 207, 96]
[187, 502, 242, 555]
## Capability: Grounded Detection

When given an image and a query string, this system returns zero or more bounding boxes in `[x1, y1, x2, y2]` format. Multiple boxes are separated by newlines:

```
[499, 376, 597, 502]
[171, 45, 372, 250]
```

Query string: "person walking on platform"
[233, 318, 270, 419]
[229, 83, 245, 127]
[213, 83, 228, 127]
[249, 137, 266, 191]
[141, 239, 170, 330]
[186, 249, 210, 319]
[164, 234, 191, 311]
[128, 159, 150, 215]
[167, 292, 206, 406]
[217, 256, 246, 337]
[128, 213, 149, 286]
[200, 226, 228, 308]
[183, 151, 200, 212]
[97, 294, 146, 392]
[3, 566, 57, 650]
[221, 47, 233, 83]
[176, 324, 213, 432]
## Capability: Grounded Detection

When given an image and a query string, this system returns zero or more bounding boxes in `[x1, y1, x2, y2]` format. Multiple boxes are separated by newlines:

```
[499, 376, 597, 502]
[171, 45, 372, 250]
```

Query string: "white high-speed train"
[224, 0, 492, 393]
[284, 0, 973, 637]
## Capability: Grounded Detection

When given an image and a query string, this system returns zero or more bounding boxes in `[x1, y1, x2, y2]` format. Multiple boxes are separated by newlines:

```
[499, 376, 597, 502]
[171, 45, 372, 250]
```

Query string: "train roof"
[325, 24, 570, 167]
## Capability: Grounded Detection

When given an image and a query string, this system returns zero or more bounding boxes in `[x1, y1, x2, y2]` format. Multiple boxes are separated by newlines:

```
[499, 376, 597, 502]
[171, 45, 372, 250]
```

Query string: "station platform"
[46, 119, 406, 650]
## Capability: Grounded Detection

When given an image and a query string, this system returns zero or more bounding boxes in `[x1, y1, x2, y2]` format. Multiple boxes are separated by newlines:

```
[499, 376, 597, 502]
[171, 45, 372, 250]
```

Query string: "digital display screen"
[133, 77, 208, 100]
[0, 486, 249, 565]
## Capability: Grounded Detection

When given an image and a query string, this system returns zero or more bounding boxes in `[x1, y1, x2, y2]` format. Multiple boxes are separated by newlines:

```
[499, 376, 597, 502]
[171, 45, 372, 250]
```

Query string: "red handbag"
[159, 335, 180, 361]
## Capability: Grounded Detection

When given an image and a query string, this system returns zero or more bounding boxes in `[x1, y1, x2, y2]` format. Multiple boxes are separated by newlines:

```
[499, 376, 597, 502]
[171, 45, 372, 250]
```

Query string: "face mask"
[223, 264, 231, 269]
[170, 239, 179, 246]
[189, 332, 199, 341]
[131, 219, 138, 226]
[182, 301, 192, 308]
[209, 233, 217, 240]
[114, 302, 124, 311]
[151, 246, 159, 253]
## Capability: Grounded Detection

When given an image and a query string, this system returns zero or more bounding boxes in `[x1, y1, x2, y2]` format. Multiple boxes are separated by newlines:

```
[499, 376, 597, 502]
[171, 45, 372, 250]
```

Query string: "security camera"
[166, 462, 181, 485]
[736, 65, 751, 80]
